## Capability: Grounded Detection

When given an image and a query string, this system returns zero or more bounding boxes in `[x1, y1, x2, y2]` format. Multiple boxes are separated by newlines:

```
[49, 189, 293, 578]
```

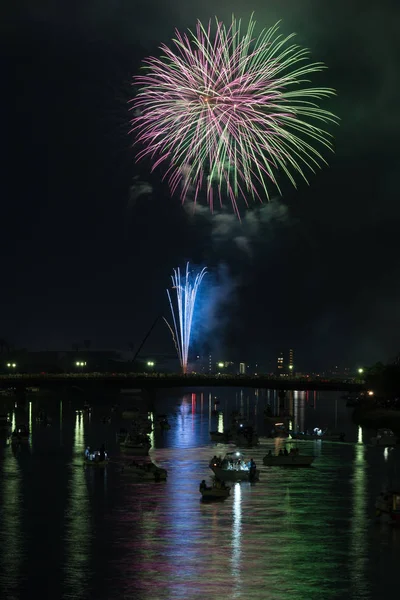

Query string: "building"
[239, 362, 246, 375]
[289, 348, 294, 373]
[277, 352, 284, 374]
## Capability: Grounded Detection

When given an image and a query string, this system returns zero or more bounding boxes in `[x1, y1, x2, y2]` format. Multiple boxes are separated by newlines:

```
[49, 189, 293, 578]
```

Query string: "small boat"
[119, 434, 151, 456]
[263, 450, 315, 467]
[231, 425, 259, 447]
[370, 429, 399, 446]
[122, 460, 167, 481]
[210, 452, 259, 482]
[290, 428, 345, 442]
[375, 489, 400, 524]
[200, 480, 231, 500]
[84, 449, 109, 467]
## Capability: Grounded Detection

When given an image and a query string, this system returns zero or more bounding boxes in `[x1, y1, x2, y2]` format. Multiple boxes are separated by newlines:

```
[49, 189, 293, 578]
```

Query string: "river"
[0, 388, 399, 599]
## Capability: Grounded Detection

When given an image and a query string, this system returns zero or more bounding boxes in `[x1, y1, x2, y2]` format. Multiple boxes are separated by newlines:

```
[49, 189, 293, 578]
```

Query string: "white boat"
[263, 451, 315, 467]
[209, 452, 259, 482]
[370, 429, 399, 446]
[200, 481, 231, 500]
[290, 428, 345, 442]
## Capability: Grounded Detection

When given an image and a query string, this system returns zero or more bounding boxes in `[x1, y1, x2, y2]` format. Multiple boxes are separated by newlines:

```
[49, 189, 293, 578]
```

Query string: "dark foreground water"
[0, 388, 399, 600]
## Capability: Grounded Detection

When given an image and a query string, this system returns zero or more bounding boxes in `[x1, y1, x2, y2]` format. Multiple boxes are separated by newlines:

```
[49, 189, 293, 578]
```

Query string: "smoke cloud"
[185, 199, 290, 258]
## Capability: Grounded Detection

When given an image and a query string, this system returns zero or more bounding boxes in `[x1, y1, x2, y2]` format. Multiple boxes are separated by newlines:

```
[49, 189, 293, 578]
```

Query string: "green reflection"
[218, 412, 224, 433]
[351, 426, 368, 597]
[64, 413, 90, 597]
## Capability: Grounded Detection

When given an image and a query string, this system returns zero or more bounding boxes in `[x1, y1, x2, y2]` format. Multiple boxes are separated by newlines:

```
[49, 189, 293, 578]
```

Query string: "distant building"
[277, 352, 284, 375]
[239, 362, 246, 375]
[289, 348, 294, 373]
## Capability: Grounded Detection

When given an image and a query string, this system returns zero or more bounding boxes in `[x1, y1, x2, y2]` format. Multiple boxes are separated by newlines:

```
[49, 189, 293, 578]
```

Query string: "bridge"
[0, 373, 363, 392]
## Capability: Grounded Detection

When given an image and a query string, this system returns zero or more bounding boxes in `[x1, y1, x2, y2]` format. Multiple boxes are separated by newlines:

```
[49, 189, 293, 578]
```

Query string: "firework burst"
[166, 263, 206, 374]
[130, 15, 337, 216]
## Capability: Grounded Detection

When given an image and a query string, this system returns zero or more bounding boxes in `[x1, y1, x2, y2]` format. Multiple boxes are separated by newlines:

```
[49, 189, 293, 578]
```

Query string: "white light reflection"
[208, 393, 212, 432]
[231, 483, 242, 597]
[64, 413, 90, 596]
[351, 431, 368, 597]
[218, 412, 224, 433]
[357, 425, 363, 444]
[149, 412, 155, 449]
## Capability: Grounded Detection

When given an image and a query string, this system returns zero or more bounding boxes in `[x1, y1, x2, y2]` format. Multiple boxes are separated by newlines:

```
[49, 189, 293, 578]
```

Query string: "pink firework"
[130, 16, 337, 216]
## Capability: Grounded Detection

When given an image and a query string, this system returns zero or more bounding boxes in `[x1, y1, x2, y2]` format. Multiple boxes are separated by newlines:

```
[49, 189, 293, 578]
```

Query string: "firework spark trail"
[166, 263, 206, 374]
[130, 15, 338, 217]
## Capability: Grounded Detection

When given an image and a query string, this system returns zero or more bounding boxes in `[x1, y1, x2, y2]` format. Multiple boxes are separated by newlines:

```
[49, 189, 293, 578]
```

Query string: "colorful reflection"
[231, 483, 242, 596]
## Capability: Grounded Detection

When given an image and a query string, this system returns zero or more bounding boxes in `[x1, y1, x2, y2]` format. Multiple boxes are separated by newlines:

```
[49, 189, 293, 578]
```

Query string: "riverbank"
[353, 404, 400, 434]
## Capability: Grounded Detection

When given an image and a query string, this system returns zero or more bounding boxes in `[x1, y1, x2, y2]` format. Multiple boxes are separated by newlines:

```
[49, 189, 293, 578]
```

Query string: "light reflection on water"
[63, 413, 91, 599]
[0, 389, 399, 599]
[0, 421, 22, 600]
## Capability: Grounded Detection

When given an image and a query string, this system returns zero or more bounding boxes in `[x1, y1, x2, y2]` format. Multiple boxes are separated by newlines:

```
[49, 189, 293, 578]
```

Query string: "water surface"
[0, 389, 398, 599]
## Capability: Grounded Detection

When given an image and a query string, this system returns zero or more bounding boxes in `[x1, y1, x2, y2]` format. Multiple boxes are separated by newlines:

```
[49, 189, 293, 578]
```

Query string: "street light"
[358, 368, 364, 374]
[75, 361, 87, 367]
[147, 361, 155, 367]
[6, 363, 16, 369]
[217, 362, 224, 368]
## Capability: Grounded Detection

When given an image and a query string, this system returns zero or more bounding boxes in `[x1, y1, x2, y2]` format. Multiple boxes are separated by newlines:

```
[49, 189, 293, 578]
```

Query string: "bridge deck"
[0, 373, 362, 392]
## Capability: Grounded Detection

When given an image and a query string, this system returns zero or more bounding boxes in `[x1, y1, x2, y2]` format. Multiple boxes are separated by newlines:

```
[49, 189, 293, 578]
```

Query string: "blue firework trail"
[166, 263, 207, 374]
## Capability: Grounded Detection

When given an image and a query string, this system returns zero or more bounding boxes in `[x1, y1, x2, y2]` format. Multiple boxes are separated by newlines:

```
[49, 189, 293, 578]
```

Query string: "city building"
[289, 348, 294, 373]
[277, 352, 284, 374]
[239, 362, 246, 375]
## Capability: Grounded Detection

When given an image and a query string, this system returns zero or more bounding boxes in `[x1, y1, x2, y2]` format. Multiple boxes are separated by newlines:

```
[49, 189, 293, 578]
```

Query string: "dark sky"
[1, 1, 400, 371]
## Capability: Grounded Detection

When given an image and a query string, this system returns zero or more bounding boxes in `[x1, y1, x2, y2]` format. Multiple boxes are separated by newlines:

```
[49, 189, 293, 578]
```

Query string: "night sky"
[2, 1, 399, 371]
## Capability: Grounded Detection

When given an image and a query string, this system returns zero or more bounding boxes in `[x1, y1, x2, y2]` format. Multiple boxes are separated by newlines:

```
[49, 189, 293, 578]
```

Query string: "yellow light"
[358, 368, 364, 374]
[217, 362, 224, 368]
[367, 390, 374, 396]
